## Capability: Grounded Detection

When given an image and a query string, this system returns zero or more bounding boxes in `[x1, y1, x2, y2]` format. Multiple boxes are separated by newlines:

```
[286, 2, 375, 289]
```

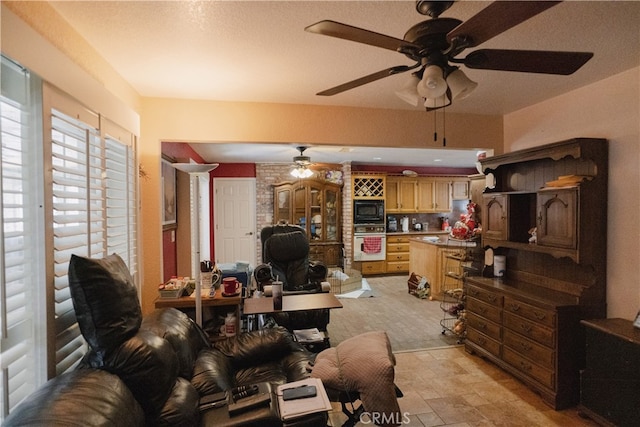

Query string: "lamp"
[395, 65, 477, 109]
[290, 146, 314, 178]
[169, 161, 218, 327]
[424, 92, 451, 110]
[395, 73, 421, 107]
[171, 163, 219, 174]
[417, 65, 447, 99]
[291, 166, 314, 178]
[446, 68, 477, 100]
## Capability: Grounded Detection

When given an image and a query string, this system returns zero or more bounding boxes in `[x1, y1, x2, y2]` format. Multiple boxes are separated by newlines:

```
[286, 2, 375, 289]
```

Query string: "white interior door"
[214, 178, 257, 266]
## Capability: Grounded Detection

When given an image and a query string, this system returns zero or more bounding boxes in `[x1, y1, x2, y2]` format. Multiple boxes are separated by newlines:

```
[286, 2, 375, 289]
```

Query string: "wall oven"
[353, 224, 386, 262]
[353, 199, 385, 224]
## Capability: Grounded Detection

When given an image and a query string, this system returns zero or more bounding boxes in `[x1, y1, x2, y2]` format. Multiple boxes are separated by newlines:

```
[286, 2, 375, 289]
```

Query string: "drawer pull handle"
[469, 289, 478, 296]
[478, 321, 487, 330]
[488, 295, 497, 303]
[520, 323, 532, 333]
[478, 306, 487, 314]
[510, 303, 521, 312]
[519, 361, 532, 371]
[534, 312, 547, 320]
[478, 337, 486, 345]
[519, 342, 532, 351]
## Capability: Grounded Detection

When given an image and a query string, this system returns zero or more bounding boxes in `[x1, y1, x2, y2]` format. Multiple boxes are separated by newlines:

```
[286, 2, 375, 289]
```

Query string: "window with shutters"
[0, 56, 139, 420]
[0, 56, 46, 419]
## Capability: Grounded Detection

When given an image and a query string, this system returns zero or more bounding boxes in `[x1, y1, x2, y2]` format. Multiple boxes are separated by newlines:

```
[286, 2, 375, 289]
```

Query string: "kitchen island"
[408, 236, 477, 299]
[384, 230, 449, 274]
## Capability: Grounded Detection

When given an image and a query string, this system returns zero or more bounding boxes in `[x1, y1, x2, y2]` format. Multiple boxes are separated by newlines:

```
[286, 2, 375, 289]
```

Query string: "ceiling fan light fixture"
[290, 166, 314, 179]
[424, 93, 451, 109]
[417, 65, 447, 99]
[446, 68, 478, 100]
[395, 74, 421, 106]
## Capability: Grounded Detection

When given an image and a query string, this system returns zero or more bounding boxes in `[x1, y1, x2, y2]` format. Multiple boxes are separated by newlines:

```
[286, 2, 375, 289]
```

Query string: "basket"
[158, 284, 185, 299]
[327, 268, 362, 295]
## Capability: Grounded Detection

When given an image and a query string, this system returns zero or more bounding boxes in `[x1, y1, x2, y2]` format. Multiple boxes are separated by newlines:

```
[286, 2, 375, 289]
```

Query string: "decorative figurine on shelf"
[451, 201, 478, 240]
[528, 227, 537, 244]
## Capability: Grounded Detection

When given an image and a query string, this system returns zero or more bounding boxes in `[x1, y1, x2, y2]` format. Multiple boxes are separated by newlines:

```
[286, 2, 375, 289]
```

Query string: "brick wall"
[254, 163, 352, 268]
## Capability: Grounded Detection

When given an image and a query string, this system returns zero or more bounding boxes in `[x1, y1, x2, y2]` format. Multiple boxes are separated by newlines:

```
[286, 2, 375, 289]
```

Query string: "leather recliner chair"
[255, 225, 331, 340]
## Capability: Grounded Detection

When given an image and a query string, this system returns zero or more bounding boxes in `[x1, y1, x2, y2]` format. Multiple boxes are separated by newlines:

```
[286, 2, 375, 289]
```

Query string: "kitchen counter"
[409, 235, 477, 247]
[386, 230, 449, 236]
[408, 236, 476, 298]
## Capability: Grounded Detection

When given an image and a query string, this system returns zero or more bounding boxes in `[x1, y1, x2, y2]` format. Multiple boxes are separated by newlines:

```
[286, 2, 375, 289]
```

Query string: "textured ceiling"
[49, 1, 640, 166]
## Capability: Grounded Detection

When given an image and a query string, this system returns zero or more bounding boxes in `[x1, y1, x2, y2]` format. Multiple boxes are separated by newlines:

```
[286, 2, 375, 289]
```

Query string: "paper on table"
[277, 378, 331, 421]
[293, 328, 323, 343]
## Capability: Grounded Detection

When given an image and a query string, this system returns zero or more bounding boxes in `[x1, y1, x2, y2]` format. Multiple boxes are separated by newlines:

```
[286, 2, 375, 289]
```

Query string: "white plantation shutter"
[1, 61, 139, 422]
[104, 121, 138, 276]
[46, 86, 139, 376]
[49, 107, 101, 374]
[0, 57, 45, 418]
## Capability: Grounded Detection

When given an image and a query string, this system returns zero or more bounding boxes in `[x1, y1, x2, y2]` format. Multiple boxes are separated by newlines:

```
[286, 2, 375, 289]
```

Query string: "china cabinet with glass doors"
[273, 179, 342, 266]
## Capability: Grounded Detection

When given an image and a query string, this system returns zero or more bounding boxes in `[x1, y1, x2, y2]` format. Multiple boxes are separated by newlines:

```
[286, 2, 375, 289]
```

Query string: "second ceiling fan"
[305, 1, 593, 110]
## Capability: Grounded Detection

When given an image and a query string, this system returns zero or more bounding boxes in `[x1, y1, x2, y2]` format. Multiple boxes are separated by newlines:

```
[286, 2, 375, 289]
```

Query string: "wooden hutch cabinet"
[466, 138, 608, 410]
[273, 179, 342, 267]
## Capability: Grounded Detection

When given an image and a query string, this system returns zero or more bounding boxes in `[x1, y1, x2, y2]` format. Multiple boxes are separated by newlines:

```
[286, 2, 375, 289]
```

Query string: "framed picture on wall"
[162, 158, 177, 228]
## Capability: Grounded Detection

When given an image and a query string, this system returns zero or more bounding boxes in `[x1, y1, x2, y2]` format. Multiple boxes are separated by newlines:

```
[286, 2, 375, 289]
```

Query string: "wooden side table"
[155, 290, 242, 341]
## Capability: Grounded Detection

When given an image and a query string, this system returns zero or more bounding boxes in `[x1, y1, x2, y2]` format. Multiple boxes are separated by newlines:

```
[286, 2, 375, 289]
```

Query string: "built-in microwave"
[353, 199, 385, 224]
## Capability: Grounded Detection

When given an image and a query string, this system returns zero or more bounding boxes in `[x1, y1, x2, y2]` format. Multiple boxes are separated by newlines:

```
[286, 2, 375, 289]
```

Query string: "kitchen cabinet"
[408, 238, 473, 298]
[386, 176, 417, 213]
[452, 179, 470, 200]
[273, 179, 342, 266]
[466, 138, 608, 410]
[385, 235, 411, 273]
[360, 260, 386, 275]
[416, 178, 451, 213]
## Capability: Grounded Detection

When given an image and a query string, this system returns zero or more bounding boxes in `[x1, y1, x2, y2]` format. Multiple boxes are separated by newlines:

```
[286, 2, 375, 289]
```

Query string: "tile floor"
[325, 275, 600, 426]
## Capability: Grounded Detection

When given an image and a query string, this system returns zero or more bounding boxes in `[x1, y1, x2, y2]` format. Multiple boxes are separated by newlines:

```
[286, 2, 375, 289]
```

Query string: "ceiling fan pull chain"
[443, 106, 446, 147]
[433, 108, 438, 142]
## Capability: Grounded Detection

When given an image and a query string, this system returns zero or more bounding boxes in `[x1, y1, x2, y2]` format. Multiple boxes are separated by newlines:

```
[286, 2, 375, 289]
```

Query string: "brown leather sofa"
[2, 254, 318, 427]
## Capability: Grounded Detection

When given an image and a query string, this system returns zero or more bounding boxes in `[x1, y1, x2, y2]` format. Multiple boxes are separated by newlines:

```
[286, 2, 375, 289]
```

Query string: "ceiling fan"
[305, 1, 594, 110]
[290, 146, 315, 178]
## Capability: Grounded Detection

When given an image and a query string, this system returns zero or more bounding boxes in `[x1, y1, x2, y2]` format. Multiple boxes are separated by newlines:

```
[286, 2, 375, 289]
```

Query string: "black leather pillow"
[68, 253, 142, 357]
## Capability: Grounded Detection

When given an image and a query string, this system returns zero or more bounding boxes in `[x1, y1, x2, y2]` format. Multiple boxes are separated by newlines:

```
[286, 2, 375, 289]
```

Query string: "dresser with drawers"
[466, 139, 608, 410]
[465, 278, 582, 409]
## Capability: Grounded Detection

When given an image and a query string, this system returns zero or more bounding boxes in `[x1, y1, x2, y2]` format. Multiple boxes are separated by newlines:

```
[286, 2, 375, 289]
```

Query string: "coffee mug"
[223, 277, 240, 295]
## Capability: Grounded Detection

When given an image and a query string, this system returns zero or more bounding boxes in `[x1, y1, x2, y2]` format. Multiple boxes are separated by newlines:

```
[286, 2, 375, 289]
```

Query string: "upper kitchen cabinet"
[452, 179, 470, 200]
[273, 179, 342, 266]
[416, 178, 451, 213]
[386, 176, 417, 213]
[479, 138, 607, 264]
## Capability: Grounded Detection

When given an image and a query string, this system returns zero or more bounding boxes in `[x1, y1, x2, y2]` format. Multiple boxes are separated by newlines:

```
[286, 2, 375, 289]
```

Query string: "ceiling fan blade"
[305, 20, 419, 52]
[447, 1, 561, 48]
[317, 66, 413, 96]
[463, 49, 593, 75]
